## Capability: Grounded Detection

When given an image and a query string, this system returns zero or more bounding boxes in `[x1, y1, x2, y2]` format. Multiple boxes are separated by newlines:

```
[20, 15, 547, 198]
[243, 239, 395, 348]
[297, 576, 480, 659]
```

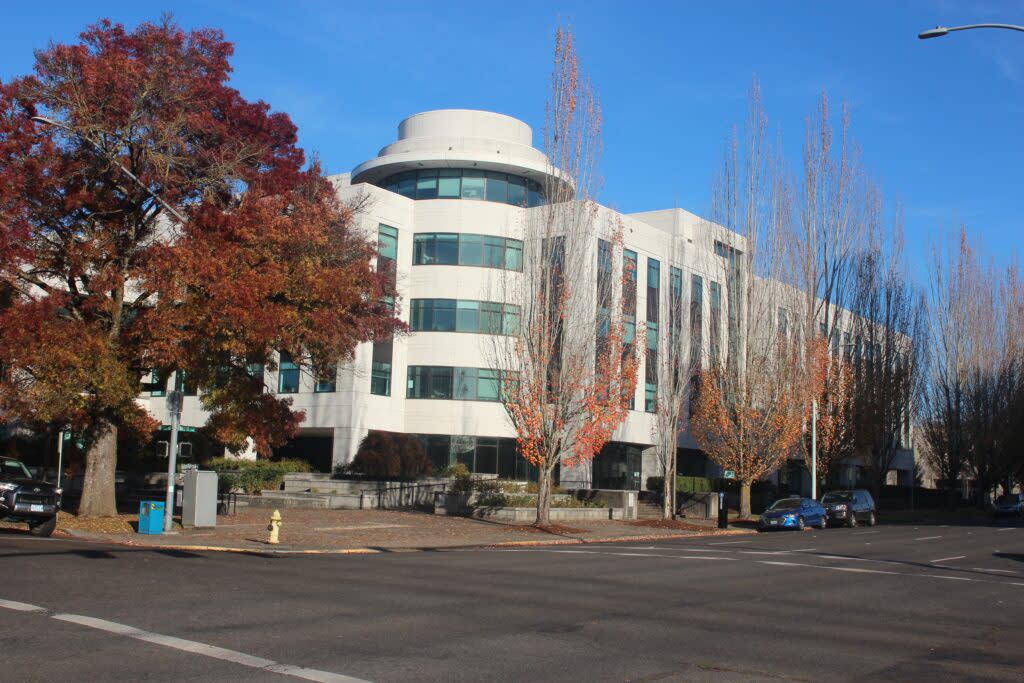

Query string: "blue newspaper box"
[138, 500, 165, 535]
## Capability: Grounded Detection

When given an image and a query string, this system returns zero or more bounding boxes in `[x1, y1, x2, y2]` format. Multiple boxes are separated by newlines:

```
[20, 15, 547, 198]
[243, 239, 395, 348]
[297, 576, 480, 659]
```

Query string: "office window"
[278, 352, 300, 394]
[485, 172, 507, 203]
[646, 258, 660, 323]
[709, 281, 721, 366]
[370, 361, 391, 396]
[315, 366, 337, 393]
[690, 274, 703, 368]
[413, 233, 523, 271]
[378, 224, 398, 262]
[410, 299, 519, 335]
[461, 170, 485, 200]
[149, 370, 167, 397]
[438, 169, 461, 198]
[407, 366, 506, 401]
[415, 170, 438, 199]
[381, 169, 544, 207]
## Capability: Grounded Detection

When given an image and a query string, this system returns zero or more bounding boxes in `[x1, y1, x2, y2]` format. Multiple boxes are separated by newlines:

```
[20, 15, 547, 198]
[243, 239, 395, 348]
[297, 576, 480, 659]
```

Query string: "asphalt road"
[2, 519, 1023, 682]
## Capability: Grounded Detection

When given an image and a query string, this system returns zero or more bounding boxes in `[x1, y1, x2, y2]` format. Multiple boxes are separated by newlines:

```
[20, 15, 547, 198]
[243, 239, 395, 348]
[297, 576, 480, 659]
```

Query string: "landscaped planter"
[433, 491, 473, 515]
[469, 506, 625, 522]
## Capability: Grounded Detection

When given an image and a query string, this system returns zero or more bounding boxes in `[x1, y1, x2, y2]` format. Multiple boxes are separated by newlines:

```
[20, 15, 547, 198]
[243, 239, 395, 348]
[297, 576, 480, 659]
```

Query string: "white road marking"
[49, 613, 367, 682]
[914, 536, 942, 541]
[709, 541, 746, 545]
[853, 531, 880, 535]
[973, 568, 1017, 574]
[931, 556, 966, 564]
[0, 598, 45, 612]
[997, 528, 1016, 532]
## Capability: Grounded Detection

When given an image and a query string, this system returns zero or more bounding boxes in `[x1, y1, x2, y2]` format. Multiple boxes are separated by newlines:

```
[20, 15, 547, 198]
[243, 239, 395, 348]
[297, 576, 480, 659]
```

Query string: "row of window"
[380, 169, 544, 207]
[406, 366, 511, 401]
[416, 434, 542, 480]
[413, 233, 523, 271]
[149, 356, 337, 398]
[409, 299, 520, 335]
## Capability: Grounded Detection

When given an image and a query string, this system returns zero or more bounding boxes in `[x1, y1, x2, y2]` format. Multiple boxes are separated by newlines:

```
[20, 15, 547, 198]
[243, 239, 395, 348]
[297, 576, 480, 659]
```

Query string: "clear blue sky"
[2, 1, 1022, 279]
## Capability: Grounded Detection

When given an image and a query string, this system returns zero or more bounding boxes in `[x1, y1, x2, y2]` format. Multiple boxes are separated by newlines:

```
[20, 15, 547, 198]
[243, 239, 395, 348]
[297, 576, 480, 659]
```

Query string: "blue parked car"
[759, 497, 828, 531]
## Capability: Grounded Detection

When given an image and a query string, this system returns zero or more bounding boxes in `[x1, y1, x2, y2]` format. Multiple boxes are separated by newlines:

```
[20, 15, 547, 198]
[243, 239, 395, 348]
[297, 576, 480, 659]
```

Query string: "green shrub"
[525, 481, 563, 494]
[558, 496, 605, 508]
[437, 463, 470, 478]
[207, 457, 311, 494]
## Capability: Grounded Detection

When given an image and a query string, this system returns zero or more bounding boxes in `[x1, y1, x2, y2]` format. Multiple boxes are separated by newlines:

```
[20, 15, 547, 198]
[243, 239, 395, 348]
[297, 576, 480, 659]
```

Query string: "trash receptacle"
[138, 500, 165, 534]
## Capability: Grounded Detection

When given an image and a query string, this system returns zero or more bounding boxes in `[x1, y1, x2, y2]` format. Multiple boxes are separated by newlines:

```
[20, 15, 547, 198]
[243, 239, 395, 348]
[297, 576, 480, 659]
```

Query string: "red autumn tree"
[0, 18, 401, 516]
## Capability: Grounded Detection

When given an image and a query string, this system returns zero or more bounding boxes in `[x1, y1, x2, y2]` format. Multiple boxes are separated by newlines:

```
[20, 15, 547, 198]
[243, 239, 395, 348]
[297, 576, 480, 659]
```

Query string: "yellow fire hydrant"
[267, 509, 282, 545]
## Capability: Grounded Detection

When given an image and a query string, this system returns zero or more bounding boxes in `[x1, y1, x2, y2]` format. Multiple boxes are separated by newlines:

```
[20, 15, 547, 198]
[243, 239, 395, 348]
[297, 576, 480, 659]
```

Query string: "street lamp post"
[164, 387, 184, 533]
[811, 398, 818, 501]
[919, 24, 1024, 39]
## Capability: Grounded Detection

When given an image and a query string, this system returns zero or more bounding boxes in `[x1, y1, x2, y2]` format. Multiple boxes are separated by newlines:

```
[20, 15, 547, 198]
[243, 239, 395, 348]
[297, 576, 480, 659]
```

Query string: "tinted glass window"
[459, 234, 483, 266]
[769, 498, 801, 510]
[437, 169, 461, 198]
[416, 171, 438, 199]
[507, 176, 526, 206]
[436, 233, 458, 264]
[461, 171, 485, 200]
[485, 172, 507, 203]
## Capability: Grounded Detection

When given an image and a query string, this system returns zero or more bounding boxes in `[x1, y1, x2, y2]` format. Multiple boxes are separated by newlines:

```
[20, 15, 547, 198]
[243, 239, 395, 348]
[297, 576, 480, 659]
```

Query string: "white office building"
[145, 109, 913, 492]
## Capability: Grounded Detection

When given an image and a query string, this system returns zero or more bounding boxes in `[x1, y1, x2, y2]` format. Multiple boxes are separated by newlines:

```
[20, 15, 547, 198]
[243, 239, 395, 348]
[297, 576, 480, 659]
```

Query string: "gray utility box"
[182, 468, 218, 528]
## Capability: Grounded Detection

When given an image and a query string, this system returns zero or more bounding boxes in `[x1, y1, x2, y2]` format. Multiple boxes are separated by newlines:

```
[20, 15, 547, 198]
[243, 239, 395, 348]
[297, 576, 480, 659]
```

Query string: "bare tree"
[922, 228, 980, 504]
[849, 206, 927, 497]
[489, 26, 636, 526]
[690, 80, 806, 519]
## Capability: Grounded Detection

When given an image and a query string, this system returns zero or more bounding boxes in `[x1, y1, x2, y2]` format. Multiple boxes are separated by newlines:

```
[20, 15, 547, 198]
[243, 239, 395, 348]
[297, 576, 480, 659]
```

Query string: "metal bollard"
[267, 509, 282, 544]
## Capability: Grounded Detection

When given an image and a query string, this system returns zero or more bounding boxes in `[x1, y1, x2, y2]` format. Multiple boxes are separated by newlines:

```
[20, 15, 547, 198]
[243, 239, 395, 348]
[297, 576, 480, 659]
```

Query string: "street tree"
[848, 210, 927, 498]
[491, 26, 636, 526]
[690, 81, 806, 518]
[0, 18, 400, 516]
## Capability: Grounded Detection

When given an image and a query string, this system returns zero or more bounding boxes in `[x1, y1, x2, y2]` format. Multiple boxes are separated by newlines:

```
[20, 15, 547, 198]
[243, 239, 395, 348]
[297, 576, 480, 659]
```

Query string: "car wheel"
[867, 511, 877, 527]
[797, 516, 805, 531]
[817, 516, 828, 529]
[28, 516, 57, 538]
[847, 513, 858, 528]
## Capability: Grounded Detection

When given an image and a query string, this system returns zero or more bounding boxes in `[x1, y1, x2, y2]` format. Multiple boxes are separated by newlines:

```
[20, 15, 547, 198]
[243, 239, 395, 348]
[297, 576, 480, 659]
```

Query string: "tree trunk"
[78, 420, 119, 517]
[739, 480, 751, 519]
[535, 466, 552, 526]
[662, 467, 672, 519]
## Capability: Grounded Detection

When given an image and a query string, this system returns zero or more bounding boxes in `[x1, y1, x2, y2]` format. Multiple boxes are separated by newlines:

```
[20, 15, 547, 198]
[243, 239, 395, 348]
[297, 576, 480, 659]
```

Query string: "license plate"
[30, 504, 44, 512]
[769, 520, 778, 525]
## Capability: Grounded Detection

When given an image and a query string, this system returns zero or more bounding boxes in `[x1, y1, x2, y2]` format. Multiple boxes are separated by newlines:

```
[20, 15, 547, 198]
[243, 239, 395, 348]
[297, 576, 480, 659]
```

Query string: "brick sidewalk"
[57, 508, 748, 552]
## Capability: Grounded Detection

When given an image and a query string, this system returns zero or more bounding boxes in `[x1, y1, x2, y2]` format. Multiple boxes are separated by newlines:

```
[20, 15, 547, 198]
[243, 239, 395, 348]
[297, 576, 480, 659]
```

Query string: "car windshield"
[822, 492, 853, 504]
[996, 495, 1019, 505]
[769, 498, 802, 511]
[0, 458, 32, 479]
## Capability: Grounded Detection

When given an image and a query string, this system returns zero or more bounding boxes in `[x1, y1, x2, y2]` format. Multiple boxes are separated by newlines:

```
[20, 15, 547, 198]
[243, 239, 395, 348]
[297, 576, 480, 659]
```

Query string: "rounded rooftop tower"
[352, 109, 570, 204]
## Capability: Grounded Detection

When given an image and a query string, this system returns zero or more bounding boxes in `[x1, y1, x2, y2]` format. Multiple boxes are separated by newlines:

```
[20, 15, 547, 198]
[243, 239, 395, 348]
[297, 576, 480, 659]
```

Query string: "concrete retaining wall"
[469, 506, 625, 522]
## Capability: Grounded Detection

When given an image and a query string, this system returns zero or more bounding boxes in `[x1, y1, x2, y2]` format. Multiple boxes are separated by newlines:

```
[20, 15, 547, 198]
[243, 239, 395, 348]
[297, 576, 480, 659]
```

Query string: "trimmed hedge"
[207, 457, 311, 494]
[646, 476, 714, 494]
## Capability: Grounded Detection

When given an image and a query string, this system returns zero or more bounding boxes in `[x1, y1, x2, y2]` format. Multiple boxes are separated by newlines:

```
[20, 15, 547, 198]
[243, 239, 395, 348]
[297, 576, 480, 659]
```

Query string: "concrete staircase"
[636, 498, 666, 519]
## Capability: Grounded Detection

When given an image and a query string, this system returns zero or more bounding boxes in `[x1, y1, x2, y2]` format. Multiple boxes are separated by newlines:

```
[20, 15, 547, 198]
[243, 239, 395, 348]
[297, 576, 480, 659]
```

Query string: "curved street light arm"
[920, 23, 1024, 39]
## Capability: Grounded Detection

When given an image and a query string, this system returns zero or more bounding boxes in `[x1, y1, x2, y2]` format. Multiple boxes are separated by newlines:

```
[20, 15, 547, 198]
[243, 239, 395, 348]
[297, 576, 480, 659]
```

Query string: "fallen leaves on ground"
[628, 519, 720, 531]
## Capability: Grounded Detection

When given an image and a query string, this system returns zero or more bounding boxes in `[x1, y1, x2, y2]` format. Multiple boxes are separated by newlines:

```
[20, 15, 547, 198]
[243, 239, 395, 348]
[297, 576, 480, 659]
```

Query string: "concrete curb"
[57, 526, 753, 555]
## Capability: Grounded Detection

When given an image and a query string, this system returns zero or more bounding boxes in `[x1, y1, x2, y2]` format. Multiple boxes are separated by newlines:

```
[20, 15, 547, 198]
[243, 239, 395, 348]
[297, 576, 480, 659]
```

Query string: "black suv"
[0, 457, 61, 537]
[821, 489, 876, 528]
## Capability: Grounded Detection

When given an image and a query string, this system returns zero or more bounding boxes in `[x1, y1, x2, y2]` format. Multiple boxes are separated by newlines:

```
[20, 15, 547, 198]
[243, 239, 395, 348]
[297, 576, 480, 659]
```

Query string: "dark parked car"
[821, 489, 876, 527]
[759, 497, 827, 531]
[993, 493, 1024, 517]
[0, 456, 61, 537]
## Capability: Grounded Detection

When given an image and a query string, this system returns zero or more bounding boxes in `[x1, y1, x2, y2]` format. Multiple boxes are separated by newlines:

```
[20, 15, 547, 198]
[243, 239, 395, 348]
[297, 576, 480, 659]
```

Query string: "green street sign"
[159, 424, 197, 433]
[723, 470, 736, 479]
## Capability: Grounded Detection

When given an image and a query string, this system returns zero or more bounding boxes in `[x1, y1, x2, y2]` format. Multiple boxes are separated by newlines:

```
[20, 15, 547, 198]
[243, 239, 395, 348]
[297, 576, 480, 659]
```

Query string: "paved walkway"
[57, 508, 747, 552]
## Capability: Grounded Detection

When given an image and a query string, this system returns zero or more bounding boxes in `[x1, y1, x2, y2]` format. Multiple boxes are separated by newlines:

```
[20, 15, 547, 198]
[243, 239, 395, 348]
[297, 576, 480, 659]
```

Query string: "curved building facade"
[147, 109, 910, 493]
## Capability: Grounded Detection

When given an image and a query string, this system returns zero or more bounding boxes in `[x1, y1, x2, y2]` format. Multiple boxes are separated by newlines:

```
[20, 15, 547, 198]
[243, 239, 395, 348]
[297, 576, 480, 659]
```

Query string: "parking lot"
[2, 519, 1023, 681]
